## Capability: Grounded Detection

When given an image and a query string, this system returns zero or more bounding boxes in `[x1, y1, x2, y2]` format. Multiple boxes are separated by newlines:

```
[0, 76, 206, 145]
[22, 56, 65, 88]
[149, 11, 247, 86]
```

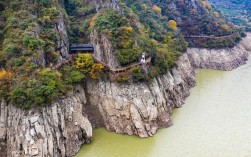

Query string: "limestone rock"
[187, 35, 250, 71]
[2, 87, 92, 157]
[86, 54, 195, 137]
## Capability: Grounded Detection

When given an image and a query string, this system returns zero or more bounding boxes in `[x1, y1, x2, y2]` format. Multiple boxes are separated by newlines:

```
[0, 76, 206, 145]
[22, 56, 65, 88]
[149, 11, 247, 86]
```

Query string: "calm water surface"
[76, 55, 251, 157]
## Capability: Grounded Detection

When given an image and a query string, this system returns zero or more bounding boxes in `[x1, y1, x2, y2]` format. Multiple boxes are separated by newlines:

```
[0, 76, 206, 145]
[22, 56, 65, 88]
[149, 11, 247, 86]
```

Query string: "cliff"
[0, 0, 251, 156]
[0, 33, 250, 156]
[0, 86, 92, 157]
[85, 34, 250, 138]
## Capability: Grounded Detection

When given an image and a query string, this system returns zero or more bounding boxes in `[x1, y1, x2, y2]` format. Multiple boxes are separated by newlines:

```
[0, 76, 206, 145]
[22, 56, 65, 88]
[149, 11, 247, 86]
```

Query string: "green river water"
[76, 55, 251, 157]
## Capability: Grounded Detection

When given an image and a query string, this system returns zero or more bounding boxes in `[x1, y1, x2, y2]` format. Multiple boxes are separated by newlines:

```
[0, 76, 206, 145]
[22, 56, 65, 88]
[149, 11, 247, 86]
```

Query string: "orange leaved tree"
[0, 69, 12, 97]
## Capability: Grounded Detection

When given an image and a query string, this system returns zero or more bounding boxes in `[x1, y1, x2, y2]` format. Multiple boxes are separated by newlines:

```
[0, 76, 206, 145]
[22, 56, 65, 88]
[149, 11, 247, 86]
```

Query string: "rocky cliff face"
[187, 43, 249, 71]
[90, 29, 120, 68]
[85, 34, 250, 138]
[0, 86, 92, 157]
[241, 33, 251, 51]
[0, 35, 250, 156]
[86, 53, 195, 137]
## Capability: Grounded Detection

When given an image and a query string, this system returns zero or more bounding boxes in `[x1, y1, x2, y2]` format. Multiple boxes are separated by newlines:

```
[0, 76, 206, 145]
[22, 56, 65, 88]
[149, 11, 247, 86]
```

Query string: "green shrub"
[130, 66, 146, 82]
[5, 44, 20, 57]
[11, 87, 29, 108]
[115, 46, 141, 66]
[95, 9, 128, 32]
[10, 69, 65, 108]
[61, 66, 85, 84]
[22, 35, 45, 50]
[10, 56, 26, 67]
[117, 74, 130, 82]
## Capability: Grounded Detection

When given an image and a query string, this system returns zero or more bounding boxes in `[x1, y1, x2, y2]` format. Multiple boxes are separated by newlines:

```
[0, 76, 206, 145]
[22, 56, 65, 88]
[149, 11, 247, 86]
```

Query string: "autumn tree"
[223, 24, 230, 32]
[0, 69, 12, 97]
[76, 53, 104, 79]
[90, 63, 104, 79]
[167, 20, 177, 31]
[117, 26, 134, 49]
[152, 5, 161, 15]
[142, 4, 147, 11]
[76, 53, 95, 73]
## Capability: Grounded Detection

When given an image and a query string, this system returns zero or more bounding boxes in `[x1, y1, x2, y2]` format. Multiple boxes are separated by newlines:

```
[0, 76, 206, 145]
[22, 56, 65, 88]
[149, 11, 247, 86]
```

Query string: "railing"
[52, 53, 151, 74]
[52, 55, 73, 70]
[91, 54, 151, 73]
[185, 33, 237, 39]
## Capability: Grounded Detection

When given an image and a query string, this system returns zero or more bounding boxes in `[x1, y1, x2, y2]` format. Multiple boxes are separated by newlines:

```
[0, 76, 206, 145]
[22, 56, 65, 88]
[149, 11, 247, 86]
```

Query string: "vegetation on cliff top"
[0, 0, 246, 108]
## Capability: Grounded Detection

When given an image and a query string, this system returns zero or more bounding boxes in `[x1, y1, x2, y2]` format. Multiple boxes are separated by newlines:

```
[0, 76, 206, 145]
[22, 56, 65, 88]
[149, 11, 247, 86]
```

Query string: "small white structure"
[140, 53, 146, 64]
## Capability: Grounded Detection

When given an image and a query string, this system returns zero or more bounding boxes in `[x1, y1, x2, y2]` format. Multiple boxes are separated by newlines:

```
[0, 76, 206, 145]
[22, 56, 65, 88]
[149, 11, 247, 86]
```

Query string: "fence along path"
[53, 54, 151, 73]
[185, 33, 237, 39]
[91, 54, 151, 73]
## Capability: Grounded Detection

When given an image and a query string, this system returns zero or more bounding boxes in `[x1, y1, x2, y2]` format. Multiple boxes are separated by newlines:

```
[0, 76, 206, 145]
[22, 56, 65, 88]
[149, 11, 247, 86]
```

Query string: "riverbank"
[0, 33, 250, 156]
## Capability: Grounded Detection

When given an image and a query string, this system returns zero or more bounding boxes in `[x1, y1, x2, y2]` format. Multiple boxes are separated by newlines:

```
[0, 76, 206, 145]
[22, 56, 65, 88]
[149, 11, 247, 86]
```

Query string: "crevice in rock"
[83, 104, 104, 129]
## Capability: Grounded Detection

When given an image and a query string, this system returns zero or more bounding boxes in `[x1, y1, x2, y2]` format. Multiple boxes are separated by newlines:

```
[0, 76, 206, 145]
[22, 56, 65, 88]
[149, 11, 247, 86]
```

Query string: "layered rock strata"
[0, 86, 92, 157]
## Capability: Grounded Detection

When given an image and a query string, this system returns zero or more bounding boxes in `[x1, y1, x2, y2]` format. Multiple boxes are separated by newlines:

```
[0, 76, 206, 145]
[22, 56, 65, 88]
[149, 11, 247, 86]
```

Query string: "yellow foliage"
[223, 24, 230, 31]
[142, 4, 147, 11]
[0, 69, 7, 79]
[201, 1, 212, 10]
[90, 63, 104, 79]
[89, 14, 98, 29]
[167, 20, 177, 31]
[118, 26, 134, 49]
[75, 54, 104, 79]
[121, 26, 134, 38]
[152, 5, 161, 15]
[120, 41, 133, 49]
[0, 69, 12, 96]
[0, 69, 12, 81]
[213, 12, 219, 18]
[76, 53, 94, 73]
[139, 25, 147, 37]
[151, 39, 159, 46]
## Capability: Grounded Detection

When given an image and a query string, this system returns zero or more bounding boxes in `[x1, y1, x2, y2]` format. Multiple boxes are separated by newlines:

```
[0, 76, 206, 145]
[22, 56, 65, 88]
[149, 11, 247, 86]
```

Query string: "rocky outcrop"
[241, 33, 251, 51]
[90, 29, 120, 68]
[56, 18, 70, 59]
[0, 86, 92, 157]
[84, 33, 251, 138]
[86, 54, 195, 137]
[187, 44, 249, 71]
[187, 34, 251, 70]
[92, 0, 122, 13]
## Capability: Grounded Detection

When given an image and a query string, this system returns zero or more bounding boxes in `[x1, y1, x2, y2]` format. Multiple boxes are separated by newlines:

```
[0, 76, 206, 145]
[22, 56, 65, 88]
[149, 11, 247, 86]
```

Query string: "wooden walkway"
[52, 53, 151, 73]
[91, 54, 151, 73]
[185, 34, 237, 39]
[52, 55, 73, 70]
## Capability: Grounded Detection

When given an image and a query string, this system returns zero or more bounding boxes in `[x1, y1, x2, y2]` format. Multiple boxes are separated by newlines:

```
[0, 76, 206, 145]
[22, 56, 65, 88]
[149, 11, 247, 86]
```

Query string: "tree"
[0, 69, 12, 97]
[76, 53, 104, 79]
[130, 66, 146, 82]
[76, 53, 95, 73]
[115, 46, 141, 66]
[61, 66, 85, 84]
[90, 63, 104, 79]
[152, 5, 161, 15]
[167, 20, 177, 31]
